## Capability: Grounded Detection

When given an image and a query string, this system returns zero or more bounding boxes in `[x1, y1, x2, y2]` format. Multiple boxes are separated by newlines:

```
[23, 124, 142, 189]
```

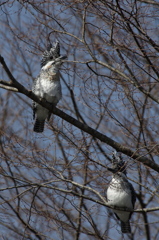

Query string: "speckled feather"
[107, 152, 136, 233]
[32, 41, 66, 133]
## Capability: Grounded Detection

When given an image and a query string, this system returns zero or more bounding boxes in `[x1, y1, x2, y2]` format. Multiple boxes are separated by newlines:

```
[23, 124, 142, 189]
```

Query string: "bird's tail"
[33, 119, 45, 133]
[121, 221, 131, 233]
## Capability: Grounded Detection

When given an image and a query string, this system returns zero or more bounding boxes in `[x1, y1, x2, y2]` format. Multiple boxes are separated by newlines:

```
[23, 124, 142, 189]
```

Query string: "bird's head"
[108, 151, 127, 175]
[41, 55, 67, 72]
[41, 41, 67, 70]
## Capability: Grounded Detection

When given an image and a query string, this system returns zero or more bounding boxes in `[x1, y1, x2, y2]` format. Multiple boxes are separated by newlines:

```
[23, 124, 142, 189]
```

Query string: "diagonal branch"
[1, 55, 159, 173]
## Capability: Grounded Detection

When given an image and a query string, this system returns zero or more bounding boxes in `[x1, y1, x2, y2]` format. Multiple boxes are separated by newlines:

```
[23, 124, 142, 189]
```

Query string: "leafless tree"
[0, 1, 159, 239]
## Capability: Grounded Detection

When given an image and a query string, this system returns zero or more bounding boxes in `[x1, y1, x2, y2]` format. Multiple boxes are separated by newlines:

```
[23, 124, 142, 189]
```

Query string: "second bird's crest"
[109, 151, 127, 175]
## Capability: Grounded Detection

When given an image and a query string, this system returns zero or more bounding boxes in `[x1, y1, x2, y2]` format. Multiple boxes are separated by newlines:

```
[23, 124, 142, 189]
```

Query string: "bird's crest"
[111, 151, 127, 174]
[41, 41, 60, 67]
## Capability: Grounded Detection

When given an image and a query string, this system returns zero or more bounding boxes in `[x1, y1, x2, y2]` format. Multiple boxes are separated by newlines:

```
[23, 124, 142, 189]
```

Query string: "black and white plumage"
[106, 152, 136, 233]
[41, 42, 60, 68]
[32, 41, 67, 132]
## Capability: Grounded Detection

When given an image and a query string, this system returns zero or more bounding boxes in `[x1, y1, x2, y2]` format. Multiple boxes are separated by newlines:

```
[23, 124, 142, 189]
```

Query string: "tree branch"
[1, 55, 159, 173]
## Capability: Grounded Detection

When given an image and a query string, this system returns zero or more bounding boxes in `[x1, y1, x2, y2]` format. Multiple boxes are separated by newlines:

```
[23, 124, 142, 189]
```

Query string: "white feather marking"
[107, 177, 133, 222]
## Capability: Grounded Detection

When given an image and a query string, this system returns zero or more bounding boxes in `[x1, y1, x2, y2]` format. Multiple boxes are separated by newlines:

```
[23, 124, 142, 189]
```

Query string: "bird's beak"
[59, 55, 67, 60]
[107, 167, 116, 173]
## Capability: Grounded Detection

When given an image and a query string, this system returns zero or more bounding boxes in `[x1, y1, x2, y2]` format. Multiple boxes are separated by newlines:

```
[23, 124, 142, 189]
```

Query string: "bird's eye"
[50, 56, 53, 60]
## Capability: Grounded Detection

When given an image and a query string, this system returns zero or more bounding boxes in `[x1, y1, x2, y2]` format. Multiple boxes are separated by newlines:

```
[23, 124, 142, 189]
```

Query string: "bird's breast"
[107, 177, 133, 209]
[33, 77, 62, 102]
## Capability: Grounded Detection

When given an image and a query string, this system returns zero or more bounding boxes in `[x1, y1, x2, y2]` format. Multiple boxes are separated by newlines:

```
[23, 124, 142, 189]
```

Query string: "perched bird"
[106, 152, 136, 233]
[32, 41, 67, 132]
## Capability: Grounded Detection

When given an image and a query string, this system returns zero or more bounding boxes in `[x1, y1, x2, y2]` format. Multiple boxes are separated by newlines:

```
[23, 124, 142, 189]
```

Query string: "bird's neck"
[50, 65, 59, 74]
[112, 172, 127, 182]
[41, 62, 60, 74]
